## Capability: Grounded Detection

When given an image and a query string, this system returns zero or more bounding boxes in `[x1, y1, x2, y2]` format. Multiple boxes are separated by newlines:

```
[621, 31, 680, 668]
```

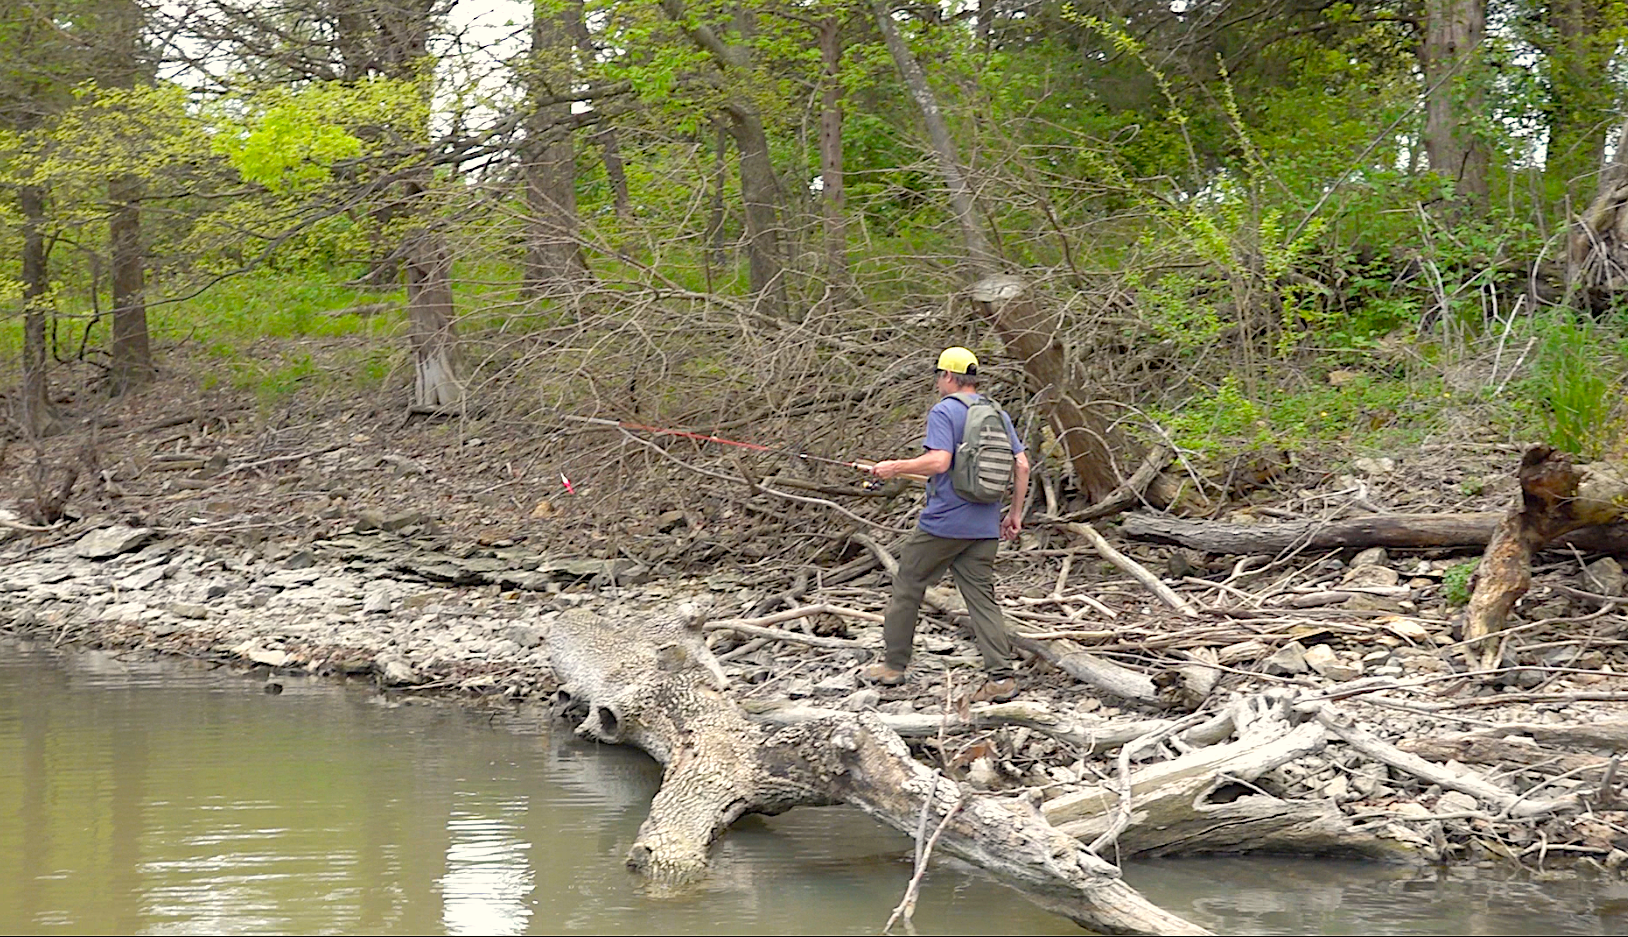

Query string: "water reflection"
[442, 798, 533, 936]
[2, 638, 1624, 936]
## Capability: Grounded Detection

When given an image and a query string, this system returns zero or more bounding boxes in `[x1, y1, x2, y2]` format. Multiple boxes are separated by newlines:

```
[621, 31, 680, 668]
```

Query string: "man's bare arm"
[871, 449, 951, 479]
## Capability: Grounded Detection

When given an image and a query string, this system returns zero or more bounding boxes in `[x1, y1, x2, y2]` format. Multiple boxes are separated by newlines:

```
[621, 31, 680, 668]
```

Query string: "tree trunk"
[546, 605, 1208, 936]
[19, 184, 56, 436]
[723, 104, 790, 320]
[108, 171, 153, 394]
[969, 274, 1128, 503]
[1463, 447, 1628, 667]
[404, 230, 464, 410]
[1568, 115, 1628, 310]
[873, 0, 997, 277]
[817, 16, 850, 291]
[705, 118, 729, 285]
[653, 0, 791, 319]
[563, 9, 633, 221]
[1420, 0, 1488, 212]
[523, 0, 590, 294]
[1120, 510, 1628, 556]
[594, 127, 633, 221]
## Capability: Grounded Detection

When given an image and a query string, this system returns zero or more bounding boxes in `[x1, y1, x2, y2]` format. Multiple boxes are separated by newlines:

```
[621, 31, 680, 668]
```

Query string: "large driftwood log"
[1121, 510, 1628, 555]
[1464, 449, 1628, 667]
[747, 699, 1236, 754]
[1041, 695, 1411, 861]
[547, 604, 1207, 935]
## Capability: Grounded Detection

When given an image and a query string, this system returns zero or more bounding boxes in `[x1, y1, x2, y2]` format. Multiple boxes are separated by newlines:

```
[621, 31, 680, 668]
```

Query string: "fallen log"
[1121, 510, 1628, 556]
[746, 698, 1234, 754]
[1398, 735, 1614, 780]
[1314, 707, 1583, 819]
[1464, 449, 1628, 667]
[1043, 695, 1409, 861]
[547, 603, 1207, 935]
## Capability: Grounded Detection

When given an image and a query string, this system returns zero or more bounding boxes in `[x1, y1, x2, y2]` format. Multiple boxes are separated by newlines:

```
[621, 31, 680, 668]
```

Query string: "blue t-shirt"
[917, 394, 1025, 540]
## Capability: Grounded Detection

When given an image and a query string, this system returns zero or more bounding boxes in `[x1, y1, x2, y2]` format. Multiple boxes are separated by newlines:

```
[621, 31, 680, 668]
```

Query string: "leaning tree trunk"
[1568, 115, 1628, 312]
[19, 184, 56, 436]
[108, 171, 154, 395]
[546, 605, 1208, 936]
[969, 274, 1129, 503]
[1463, 447, 1628, 668]
[404, 230, 464, 410]
[872, 0, 998, 278]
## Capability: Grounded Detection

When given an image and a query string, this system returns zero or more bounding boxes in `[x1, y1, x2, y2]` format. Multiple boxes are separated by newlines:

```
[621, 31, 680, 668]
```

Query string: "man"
[863, 347, 1030, 702]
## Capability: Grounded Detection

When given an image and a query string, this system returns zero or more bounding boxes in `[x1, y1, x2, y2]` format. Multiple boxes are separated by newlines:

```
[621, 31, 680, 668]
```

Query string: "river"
[2, 638, 1624, 935]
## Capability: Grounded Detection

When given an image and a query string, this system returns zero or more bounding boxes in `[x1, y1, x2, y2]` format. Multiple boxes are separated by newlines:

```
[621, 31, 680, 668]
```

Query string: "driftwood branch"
[546, 602, 1207, 935]
[1121, 511, 1628, 555]
[1064, 522, 1197, 617]
[1464, 449, 1628, 667]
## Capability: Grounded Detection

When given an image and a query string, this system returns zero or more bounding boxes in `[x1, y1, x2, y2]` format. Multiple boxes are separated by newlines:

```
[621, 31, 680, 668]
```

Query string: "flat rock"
[1437, 790, 1480, 813]
[116, 567, 166, 591]
[362, 592, 393, 614]
[1351, 547, 1388, 569]
[75, 525, 155, 559]
[169, 603, 210, 620]
[247, 648, 290, 668]
[1264, 640, 1310, 675]
[1353, 457, 1396, 476]
[1302, 644, 1339, 677]
[376, 655, 421, 685]
[507, 625, 546, 648]
[1582, 557, 1626, 597]
[1342, 565, 1400, 588]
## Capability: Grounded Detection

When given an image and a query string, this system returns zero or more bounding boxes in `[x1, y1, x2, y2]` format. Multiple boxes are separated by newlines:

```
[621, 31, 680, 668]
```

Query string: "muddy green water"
[3, 638, 1625, 936]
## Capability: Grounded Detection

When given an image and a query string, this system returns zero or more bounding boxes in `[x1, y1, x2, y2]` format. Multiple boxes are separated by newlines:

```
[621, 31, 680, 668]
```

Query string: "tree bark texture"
[1463, 447, 1628, 667]
[1042, 698, 1410, 861]
[872, 0, 998, 278]
[655, 0, 790, 319]
[108, 171, 154, 394]
[1568, 115, 1628, 310]
[1421, 0, 1488, 211]
[817, 16, 850, 291]
[723, 104, 791, 320]
[523, 0, 590, 293]
[19, 184, 55, 436]
[404, 230, 465, 410]
[1121, 510, 1628, 556]
[969, 274, 1130, 503]
[546, 605, 1209, 936]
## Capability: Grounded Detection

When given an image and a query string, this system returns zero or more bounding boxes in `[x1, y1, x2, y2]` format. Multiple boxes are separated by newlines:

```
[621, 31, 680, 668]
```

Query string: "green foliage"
[1515, 314, 1626, 459]
[1156, 371, 1435, 456]
[1442, 560, 1478, 607]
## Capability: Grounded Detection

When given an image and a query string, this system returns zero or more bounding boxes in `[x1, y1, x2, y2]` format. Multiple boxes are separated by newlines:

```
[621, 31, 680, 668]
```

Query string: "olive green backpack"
[948, 393, 1016, 503]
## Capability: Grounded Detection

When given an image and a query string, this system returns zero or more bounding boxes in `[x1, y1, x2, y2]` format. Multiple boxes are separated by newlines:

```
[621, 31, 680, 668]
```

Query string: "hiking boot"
[967, 676, 1019, 704]
[861, 662, 908, 686]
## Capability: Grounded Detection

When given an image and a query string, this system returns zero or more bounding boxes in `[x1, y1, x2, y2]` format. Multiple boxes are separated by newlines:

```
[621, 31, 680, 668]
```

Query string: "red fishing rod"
[560, 414, 927, 482]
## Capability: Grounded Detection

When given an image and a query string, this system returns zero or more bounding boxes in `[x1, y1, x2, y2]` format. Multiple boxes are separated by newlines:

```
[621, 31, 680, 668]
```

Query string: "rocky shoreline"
[7, 515, 1628, 894]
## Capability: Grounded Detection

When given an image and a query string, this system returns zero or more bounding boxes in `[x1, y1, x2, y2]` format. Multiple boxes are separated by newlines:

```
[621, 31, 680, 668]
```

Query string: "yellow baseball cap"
[936, 347, 978, 375]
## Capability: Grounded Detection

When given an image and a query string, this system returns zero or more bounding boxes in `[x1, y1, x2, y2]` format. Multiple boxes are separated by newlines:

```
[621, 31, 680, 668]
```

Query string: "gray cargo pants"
[880, 528, 1015, 675]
